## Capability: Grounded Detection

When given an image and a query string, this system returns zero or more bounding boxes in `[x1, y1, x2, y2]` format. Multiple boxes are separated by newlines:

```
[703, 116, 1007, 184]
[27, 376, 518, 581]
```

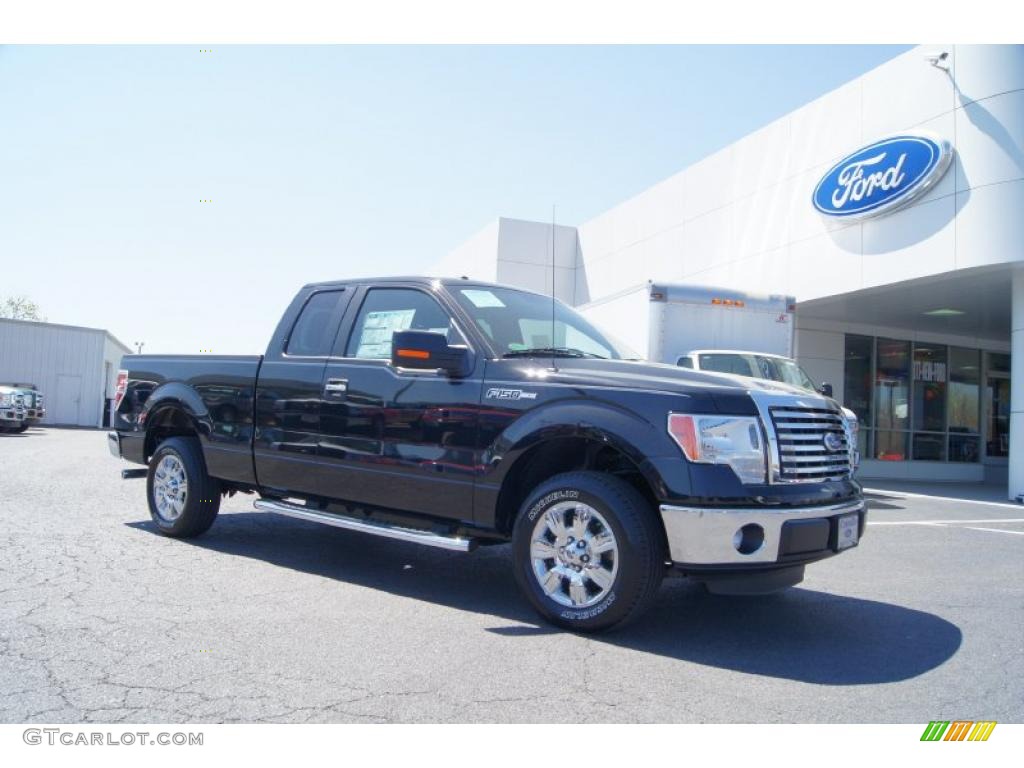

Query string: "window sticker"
[461, 289, 506, 308]
[356, 309, 415, 358]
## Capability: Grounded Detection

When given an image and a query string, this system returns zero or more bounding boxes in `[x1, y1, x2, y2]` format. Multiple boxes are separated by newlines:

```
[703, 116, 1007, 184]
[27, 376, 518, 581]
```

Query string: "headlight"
[843, 411, 861, 471]
[667, 413, 767, 484]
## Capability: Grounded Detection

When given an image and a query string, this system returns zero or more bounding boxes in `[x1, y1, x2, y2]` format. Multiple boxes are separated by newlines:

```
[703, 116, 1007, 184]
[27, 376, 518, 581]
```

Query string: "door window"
[345, 288, 461, 359]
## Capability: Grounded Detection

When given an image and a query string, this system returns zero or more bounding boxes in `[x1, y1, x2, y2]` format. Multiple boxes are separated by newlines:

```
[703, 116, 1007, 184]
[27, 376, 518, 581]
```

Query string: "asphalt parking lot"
[1, 428, 1021, 723]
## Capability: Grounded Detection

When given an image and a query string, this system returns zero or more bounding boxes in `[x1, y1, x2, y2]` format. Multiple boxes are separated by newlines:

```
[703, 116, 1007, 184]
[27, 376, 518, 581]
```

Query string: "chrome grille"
[769, 405, 851, 482]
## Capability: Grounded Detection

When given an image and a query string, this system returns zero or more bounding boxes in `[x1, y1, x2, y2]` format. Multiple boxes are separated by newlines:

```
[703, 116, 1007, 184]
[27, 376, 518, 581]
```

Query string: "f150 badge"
[486, 388, 538, 401]
[812, 131, 952, 220]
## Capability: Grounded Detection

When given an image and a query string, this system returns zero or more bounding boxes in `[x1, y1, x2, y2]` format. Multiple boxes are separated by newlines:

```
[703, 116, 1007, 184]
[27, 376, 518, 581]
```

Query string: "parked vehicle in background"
[1, 383, 45, 432]
[676, 350, 860, 469]
[577, 282, 795, 365]
[0, 385, 27, 433]
[108, 277, 864, 632]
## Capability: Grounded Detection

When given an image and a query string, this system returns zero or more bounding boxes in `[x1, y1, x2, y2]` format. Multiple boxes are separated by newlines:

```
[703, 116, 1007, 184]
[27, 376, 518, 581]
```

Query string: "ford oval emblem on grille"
[824, 432, 845, 452]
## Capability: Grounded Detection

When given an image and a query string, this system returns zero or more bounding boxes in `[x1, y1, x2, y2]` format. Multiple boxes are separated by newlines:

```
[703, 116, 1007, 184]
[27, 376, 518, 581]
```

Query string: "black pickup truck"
[109, 277, 864, 631]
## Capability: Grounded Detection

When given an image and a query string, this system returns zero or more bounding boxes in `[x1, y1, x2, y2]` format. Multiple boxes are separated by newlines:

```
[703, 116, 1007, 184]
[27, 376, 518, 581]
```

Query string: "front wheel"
[146, 437, 221, 538]
[512, 471, 666, 632]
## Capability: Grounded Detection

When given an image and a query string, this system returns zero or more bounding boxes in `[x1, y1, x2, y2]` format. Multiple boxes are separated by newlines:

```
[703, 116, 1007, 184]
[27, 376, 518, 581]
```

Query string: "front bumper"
[660, 498, 865, 567]
[1, 409, 26, 424]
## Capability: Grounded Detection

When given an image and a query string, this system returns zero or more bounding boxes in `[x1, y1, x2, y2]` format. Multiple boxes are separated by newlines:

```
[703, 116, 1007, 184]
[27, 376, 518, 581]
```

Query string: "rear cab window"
[286, 290, 349, 357]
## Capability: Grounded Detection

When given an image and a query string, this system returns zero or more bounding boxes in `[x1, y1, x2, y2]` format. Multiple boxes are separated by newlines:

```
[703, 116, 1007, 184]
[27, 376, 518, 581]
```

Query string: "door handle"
[324, 378, 348, 397]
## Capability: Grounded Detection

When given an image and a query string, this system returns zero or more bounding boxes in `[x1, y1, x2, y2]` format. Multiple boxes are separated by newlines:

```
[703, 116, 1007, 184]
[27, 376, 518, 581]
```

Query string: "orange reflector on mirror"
[396, 348, 430, 359]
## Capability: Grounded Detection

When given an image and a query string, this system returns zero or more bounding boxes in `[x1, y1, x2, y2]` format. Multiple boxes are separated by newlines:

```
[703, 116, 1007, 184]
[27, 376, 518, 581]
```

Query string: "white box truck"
[577, 282, 796, 365]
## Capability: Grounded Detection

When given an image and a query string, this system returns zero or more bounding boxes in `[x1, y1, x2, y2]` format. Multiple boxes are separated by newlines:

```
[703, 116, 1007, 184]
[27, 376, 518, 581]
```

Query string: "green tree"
[0, 296, 46, 322]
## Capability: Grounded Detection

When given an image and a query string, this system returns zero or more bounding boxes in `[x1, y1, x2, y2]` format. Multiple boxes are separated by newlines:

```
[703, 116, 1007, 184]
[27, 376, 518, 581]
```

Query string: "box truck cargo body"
[577, 283, 796, 365]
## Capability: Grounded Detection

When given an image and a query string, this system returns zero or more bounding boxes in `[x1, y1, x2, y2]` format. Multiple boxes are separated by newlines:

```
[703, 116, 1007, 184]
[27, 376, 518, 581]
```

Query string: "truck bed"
[114, 354, 264, 484]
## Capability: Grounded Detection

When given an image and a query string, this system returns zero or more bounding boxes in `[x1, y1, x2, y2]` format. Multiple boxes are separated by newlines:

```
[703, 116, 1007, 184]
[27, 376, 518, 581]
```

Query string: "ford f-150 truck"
[108, 277, 864, 631]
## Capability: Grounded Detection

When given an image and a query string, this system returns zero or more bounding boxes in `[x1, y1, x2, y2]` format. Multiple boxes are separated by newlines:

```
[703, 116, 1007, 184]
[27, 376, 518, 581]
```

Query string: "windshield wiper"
[502, 347, 606, 359]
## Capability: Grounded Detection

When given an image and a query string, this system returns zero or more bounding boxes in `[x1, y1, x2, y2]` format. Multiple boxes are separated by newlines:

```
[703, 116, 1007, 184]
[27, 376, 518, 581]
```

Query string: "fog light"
[733, 524, 764, 555]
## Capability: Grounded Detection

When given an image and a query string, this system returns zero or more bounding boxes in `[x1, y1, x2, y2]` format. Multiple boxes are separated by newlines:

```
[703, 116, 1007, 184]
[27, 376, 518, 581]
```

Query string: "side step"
[253, 499, 477, 552]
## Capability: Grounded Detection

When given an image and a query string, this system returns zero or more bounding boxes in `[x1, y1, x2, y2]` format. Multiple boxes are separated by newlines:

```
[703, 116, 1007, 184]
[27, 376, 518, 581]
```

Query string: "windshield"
[757, 356, 817, 391]
[450, 286, 630, 359]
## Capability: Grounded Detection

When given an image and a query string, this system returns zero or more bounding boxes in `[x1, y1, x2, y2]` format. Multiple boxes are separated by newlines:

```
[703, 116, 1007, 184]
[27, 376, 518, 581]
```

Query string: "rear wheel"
[512, 471, 665, 632]
[146, 437, 221, 538]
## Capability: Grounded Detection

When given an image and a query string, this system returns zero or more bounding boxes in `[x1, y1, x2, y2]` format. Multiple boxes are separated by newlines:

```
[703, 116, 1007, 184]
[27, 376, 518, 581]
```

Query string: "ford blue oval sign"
[812, 132, 953, 220]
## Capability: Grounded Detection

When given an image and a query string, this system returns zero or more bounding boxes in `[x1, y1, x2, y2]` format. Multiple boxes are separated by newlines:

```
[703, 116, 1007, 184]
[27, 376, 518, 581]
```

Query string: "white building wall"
[494, 219, 579, 306]
[433, 219, 501, 283]
[573, 45, 1024, 305]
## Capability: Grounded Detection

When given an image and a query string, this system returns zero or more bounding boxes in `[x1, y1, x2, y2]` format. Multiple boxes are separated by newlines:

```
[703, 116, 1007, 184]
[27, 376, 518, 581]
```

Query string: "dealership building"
[437, 45, 1024, 499]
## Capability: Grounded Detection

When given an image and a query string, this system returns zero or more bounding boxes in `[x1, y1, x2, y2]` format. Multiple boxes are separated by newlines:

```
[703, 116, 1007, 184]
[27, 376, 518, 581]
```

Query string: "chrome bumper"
[659, 499, 865, 566]
[1, 409, 26, 423]
[107, 431, 122, 458]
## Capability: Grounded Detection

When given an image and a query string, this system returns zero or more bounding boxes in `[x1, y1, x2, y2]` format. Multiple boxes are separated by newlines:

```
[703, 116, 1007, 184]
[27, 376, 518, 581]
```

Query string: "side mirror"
[391, 330, 472, 377]
[818, 382, 834, 398]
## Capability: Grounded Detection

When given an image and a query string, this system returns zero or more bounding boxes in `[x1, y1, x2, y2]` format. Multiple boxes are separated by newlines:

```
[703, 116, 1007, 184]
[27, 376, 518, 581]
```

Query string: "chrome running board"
[253, 499, 476, 552]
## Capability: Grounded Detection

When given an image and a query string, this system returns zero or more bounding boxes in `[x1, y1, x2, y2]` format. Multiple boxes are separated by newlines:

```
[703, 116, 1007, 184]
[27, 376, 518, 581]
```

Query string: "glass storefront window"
[875, 430, 909, 462]
[875, 339, 910, 441]
[842, 335, 996, 465]
[985, 351, 1011, 459]
[949, 347, 980, 430]
[912, 344, 947, 432]
[949, 434, 980, 463]
[844, 335, 873, 426]
[912, 432, 946, 461]
[948, 347, 980, 463]
[988, 352, 1011, 375]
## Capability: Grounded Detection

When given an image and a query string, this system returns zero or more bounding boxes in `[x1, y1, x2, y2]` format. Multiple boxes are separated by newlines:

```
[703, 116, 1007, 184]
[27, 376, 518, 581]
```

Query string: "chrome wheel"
[530, 500, 619, 608]
[153, 455, 188, 522]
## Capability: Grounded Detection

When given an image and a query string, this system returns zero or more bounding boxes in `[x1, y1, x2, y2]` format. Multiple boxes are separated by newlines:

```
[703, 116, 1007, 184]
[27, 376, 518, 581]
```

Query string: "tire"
[512, 471, 666, 633]
[146, 437, 221, 538]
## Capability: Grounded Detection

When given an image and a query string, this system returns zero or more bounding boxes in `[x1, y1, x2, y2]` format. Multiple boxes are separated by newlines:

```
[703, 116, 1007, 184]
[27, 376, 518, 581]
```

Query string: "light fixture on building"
[924, 50, 951, 71]
[923, 308, 964, 316]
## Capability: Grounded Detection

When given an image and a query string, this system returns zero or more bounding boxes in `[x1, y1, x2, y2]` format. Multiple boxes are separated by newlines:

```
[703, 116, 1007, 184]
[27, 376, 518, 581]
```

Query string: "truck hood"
[513, 357, 833, 405]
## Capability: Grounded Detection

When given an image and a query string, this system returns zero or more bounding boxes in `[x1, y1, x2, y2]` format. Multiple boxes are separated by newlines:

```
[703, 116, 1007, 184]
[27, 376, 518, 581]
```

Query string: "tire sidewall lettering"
[526, 488, 579, 522]
[560, 590, 616, 621]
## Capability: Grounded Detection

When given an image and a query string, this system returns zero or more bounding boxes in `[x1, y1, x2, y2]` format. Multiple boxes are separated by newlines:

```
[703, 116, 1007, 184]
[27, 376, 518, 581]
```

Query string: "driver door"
[316, 285, 483, 522]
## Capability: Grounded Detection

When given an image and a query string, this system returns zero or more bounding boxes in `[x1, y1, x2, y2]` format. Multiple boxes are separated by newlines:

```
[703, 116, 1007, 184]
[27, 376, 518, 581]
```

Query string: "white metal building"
[0, 318, 132, 428]
[436, 44, 1024, 499]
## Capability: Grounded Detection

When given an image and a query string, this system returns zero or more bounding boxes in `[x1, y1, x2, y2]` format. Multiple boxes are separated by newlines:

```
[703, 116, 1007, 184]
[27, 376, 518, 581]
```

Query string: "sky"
[0, 45, 911, 354]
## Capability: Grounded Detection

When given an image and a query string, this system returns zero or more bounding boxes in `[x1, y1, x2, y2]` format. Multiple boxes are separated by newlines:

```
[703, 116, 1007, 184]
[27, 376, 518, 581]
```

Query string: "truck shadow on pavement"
[128, 510, 961, 686]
